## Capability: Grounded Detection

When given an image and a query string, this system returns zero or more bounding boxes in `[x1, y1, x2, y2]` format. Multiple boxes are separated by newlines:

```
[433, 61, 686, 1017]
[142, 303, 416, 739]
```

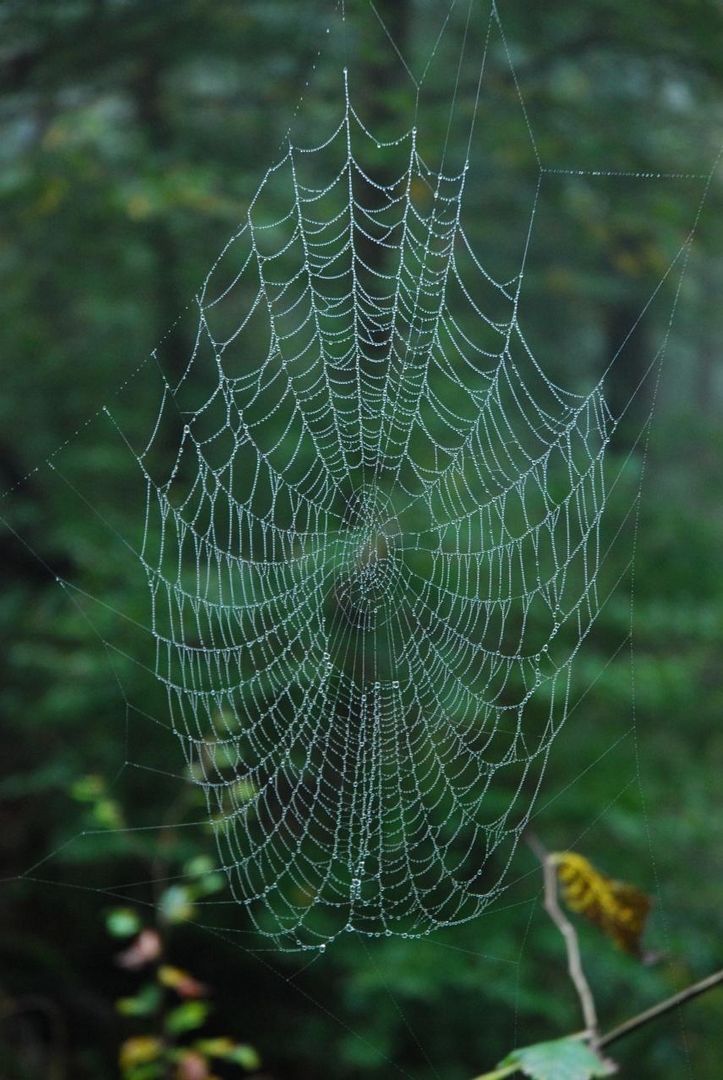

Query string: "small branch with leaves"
[470, 836, 723, 1080]
[110, 893, 261, 1080]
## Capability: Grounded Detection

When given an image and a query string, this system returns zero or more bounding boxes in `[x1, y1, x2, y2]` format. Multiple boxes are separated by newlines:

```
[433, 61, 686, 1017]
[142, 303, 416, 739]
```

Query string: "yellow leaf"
[551, 851, 652, 956]
[158, 964, 207, 998]
[119, 1035, 164, 1070]
[195, 1038, 234, 1056]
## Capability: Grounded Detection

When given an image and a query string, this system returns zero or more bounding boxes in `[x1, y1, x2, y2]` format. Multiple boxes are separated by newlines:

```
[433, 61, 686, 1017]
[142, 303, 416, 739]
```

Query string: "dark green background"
[1, 1, 721, 1077]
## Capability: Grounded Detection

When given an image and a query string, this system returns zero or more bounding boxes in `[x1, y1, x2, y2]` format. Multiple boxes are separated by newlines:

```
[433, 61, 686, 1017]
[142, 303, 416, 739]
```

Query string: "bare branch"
[599, 967, 723, 1049]
[526, 833, 599, 1042]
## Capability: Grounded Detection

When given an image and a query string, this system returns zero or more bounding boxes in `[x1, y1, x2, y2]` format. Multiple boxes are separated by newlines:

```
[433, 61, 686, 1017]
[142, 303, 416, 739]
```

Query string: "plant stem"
[469, 1064, 518, 1080]
[598, 967, 723, 1049]
[526, 833, 599, 1042]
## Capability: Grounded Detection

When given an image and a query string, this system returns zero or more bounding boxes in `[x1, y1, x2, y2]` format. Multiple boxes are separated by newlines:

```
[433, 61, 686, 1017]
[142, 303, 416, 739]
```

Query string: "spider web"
[126, 57, 616, 948]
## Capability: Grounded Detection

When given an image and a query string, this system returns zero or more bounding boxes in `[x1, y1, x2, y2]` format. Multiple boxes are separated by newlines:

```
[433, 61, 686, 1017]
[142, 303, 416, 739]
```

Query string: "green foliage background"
[0, 1, 721, 1077]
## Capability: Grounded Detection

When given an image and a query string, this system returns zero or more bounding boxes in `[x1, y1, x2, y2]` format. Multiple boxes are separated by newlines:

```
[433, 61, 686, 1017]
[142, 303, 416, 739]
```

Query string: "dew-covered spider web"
[8, 0, 716, 957]
[127, 71, 619, 947]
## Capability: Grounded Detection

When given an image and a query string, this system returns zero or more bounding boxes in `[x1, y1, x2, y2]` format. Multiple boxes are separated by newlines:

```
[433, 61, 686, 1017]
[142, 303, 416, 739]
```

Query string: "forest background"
[0, 1, 721, 1077]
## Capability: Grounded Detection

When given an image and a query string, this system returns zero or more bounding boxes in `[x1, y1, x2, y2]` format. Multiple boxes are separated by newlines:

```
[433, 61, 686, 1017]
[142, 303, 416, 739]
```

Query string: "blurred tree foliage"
[0, 1, 721, 1077]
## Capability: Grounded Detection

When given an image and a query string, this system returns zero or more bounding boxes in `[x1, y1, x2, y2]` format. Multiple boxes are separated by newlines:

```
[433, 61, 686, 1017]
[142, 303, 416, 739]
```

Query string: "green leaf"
[164, 1001, 210, 1036]
[195, 871, 226, 896]
[183, 855, 215, 879]
[225, 1044, 261, 1070]
[71, 774, 105, 802]
[158, 884, 195, 924]
[106, 907, 142, 938]
[196, 1039, 260, 1070]
[499, 1037, 616, 1080]
[125, 1065, 166, 1080]
[231, 779, 257, 803]
[92, 796, 124, 829]
[116, 983, 162, 1017]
